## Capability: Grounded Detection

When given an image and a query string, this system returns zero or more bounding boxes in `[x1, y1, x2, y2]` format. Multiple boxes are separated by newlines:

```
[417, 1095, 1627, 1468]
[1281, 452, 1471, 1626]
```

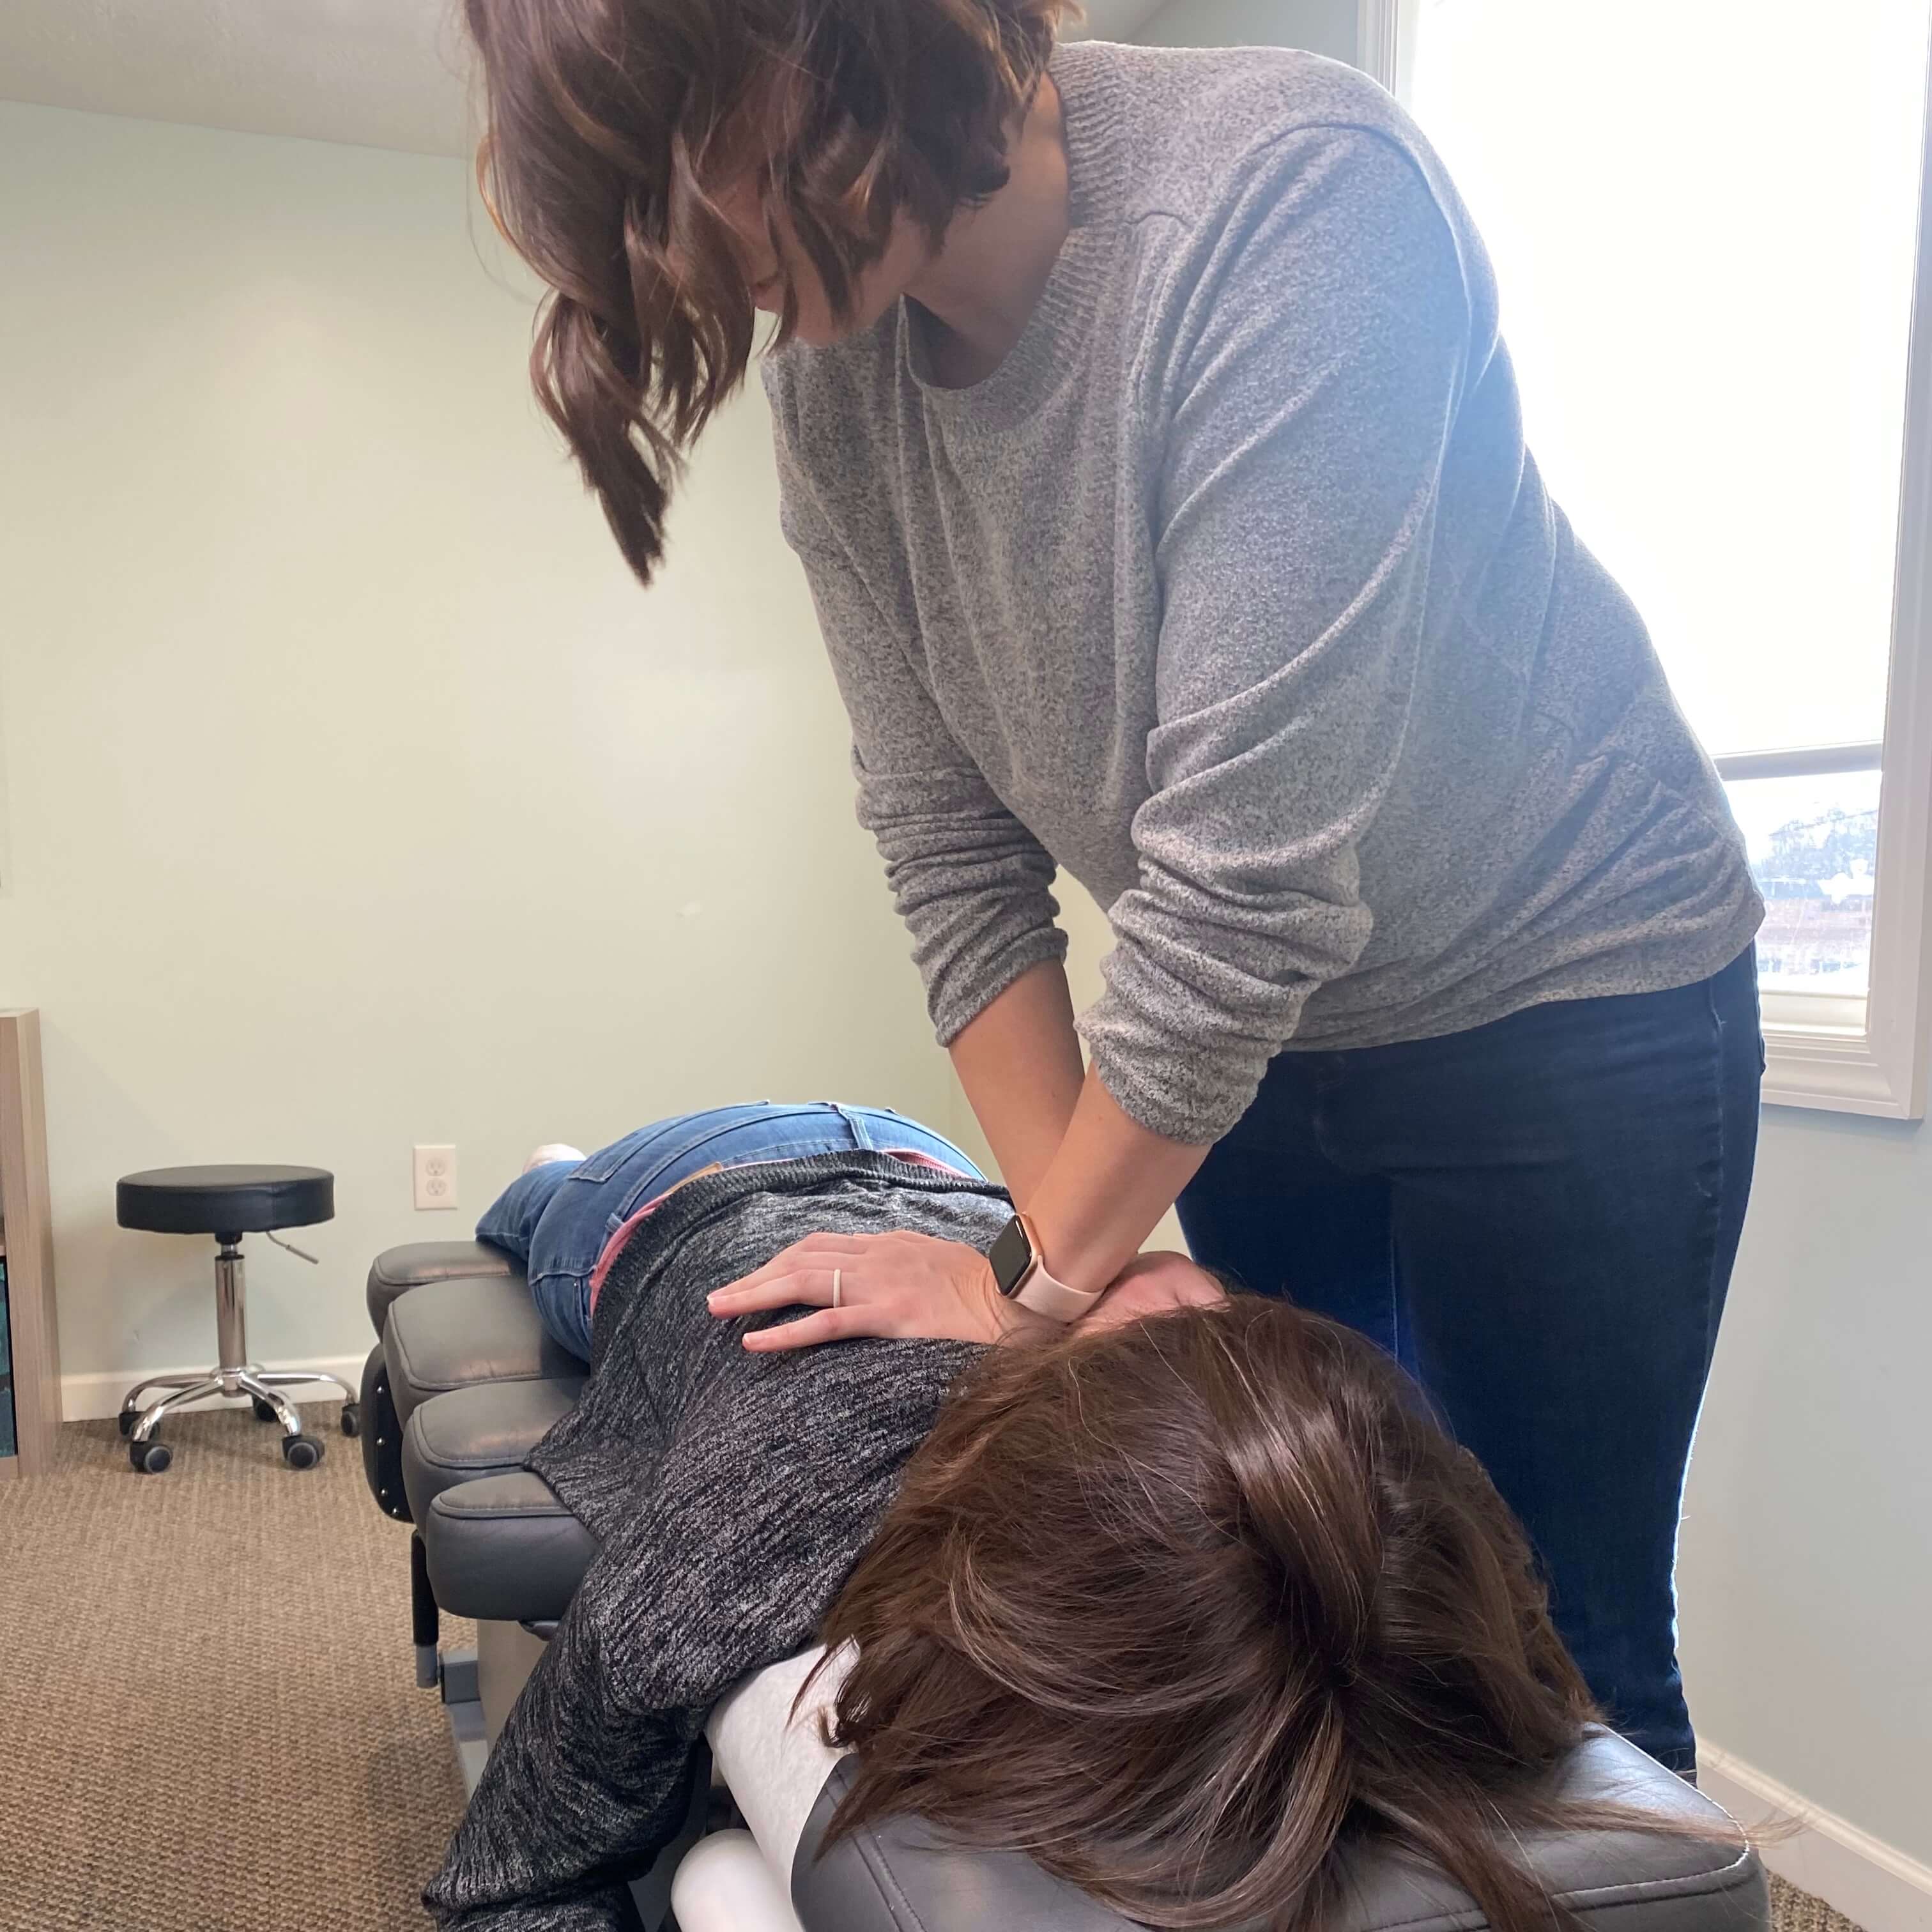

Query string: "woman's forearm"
[947, 960, 1087, 1208]
[951, 962, 1211, 1297]
[1027, 1067, 1212, 1297]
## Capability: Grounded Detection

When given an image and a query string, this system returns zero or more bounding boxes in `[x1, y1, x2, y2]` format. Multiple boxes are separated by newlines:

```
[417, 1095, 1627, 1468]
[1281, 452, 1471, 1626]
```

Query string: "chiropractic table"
[358, 1239, 1770, 1932]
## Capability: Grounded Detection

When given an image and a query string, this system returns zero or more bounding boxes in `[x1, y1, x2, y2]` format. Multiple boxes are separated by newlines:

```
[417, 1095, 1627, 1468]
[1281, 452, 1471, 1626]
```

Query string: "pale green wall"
[0, 102, 953, 1387]
[1137, 0, 1359, 63]
[1135, 0, 1932, 1874]
[1676, 1103, 1932, 1864]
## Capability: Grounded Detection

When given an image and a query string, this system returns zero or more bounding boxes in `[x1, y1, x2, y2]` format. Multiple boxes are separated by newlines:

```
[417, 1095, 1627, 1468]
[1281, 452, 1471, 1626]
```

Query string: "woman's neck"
[904, 76, 1071, 388]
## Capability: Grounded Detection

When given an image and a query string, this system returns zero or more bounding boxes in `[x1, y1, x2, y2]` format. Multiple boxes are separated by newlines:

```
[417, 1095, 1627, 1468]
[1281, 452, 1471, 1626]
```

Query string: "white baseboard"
[61, 1353, 366, 1422]
[1701, 1744, 1932, 1932]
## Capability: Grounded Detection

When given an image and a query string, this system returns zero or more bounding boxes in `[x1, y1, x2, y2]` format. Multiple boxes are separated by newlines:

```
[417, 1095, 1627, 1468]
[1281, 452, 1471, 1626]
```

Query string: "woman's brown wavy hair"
[462, 0, 1070, 582]
[814, 1296, 1722, 1932]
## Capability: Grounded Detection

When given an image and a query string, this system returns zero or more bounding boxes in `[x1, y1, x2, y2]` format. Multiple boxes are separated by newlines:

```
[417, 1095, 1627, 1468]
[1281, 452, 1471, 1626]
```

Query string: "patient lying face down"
[431, 1128, 1675, 1932]
[822, 1294, 1618, 1932]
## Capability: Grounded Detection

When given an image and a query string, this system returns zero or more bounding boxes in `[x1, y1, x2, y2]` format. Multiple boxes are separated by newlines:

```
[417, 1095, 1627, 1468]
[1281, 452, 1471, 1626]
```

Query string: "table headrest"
[788, 1725, 1763, 1932]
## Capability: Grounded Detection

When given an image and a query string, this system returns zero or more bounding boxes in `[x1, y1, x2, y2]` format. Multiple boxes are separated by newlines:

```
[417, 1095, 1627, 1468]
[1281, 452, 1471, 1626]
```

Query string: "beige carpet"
[0, 1407, 1869, 1932]
[0, 1404, 470, 1932]
[1769, 1876, 1867, 1932]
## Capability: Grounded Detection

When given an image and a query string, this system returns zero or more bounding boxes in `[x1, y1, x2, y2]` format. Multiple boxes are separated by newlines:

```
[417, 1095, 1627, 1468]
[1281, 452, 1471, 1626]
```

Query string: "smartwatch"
[987, 1213, 1104, 1324]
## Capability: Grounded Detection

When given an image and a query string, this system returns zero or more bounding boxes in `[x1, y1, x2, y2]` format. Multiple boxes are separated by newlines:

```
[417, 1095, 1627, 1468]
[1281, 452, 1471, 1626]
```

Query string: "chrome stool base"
[117, 1236, 358, 1474]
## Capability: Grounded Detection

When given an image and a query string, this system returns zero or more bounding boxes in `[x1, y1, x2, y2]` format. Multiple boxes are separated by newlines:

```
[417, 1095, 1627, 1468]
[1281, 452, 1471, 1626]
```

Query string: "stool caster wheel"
[339, 1402, 360, 1439]
[130, 1439, 172, 1475]
[252, 1397, 279, 1423]
[282, 1434, 324, 1471]
[118, 1409, 138, 1438]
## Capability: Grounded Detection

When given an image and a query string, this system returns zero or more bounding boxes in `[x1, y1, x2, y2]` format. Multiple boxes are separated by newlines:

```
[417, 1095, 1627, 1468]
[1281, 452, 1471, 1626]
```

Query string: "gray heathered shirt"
[763, 40, 1763, 1147]
[427, 1153, 1000, 1929]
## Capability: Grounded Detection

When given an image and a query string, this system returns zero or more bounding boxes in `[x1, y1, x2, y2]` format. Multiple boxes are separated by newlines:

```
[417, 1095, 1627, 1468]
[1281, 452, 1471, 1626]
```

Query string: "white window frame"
[1362, 1, 1932, 1119]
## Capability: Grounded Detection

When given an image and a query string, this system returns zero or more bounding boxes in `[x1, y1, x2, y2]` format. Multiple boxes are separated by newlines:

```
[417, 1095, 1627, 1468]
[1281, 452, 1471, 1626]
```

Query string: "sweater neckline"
[900, 38, 1127, 429]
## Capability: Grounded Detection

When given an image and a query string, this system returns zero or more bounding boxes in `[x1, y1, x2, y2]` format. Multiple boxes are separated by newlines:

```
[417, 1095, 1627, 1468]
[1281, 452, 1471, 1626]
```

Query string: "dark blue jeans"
[1176, 949, 1761, 1774]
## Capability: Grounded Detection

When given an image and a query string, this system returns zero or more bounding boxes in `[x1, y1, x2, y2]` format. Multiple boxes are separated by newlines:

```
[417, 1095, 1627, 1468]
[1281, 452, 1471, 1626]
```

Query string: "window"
[1362, 0, 1932, 1116]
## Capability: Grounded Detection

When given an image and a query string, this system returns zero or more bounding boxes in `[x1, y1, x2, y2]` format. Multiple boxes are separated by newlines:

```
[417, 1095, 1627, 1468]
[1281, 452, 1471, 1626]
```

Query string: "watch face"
[988, 1215, 1034, 1298]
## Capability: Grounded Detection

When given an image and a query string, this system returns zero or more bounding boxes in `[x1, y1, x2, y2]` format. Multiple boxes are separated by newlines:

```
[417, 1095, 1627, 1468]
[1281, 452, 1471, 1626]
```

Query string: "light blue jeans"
[475, 1102, 983, 1361]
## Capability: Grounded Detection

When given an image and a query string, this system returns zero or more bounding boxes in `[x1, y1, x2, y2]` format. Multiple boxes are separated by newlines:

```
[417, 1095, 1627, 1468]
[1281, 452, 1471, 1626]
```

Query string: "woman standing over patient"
[461, 0, 1765, 1774]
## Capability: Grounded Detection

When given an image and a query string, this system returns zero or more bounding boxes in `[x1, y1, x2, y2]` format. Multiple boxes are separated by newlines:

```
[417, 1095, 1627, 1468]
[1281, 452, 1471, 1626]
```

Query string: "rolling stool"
[114, 1164, 356, 1475]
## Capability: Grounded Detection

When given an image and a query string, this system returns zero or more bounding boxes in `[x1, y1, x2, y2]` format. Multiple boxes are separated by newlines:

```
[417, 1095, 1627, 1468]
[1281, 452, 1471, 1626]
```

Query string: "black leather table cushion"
[360, 1250, 601, 1620]
[383, 1275, 579, 1427]
[367, 1240, 519, 1336]
[402, 1377, 585, 1522]
[424, 1470, 600, 1623]
[117, 1164, 335, 1235]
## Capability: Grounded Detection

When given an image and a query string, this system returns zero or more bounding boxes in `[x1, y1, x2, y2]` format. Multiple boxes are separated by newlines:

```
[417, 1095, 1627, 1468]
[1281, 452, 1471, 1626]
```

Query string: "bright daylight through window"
[1393, 0, 1932, 1112]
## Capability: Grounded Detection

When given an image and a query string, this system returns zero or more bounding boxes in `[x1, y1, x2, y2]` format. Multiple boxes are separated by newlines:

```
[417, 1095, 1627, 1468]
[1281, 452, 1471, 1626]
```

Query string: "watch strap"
[1008, 1213, 1105, 1324]
[1011, 1268, 1106, 1322]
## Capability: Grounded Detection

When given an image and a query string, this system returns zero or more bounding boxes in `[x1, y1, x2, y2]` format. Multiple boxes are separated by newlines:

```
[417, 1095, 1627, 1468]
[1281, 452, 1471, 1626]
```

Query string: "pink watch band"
[1011, 1215, 1106, 1323]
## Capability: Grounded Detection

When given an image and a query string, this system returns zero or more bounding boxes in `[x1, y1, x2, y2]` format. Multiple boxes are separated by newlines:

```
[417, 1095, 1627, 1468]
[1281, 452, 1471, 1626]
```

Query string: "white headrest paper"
[706, 1644, 852, 1880]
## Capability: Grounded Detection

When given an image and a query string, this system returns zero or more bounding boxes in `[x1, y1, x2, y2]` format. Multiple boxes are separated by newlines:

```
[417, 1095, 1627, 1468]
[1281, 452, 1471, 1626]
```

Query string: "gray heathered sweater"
[763, 40, 1763, 1146]
[424, 1153, 1002, 1930]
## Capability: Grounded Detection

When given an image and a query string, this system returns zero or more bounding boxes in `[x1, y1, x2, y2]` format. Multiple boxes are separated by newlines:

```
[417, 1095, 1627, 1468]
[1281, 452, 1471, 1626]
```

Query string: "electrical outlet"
[413, 1144, 457, 1211]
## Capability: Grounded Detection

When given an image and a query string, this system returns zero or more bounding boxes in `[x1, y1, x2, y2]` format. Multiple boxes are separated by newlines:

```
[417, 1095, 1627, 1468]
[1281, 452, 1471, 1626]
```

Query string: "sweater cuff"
[1077, 980, 1291, 1146]
[931, 924, 1071, 1048]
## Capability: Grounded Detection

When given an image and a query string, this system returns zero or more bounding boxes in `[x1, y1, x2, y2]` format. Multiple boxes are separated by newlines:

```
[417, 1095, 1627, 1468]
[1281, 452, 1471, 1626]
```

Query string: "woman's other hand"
[1078, 1250, 1227, 1331]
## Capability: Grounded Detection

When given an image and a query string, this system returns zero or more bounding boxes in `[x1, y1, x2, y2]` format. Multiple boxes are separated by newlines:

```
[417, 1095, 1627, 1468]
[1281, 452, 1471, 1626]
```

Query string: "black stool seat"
[118, 1164, 335, 1237]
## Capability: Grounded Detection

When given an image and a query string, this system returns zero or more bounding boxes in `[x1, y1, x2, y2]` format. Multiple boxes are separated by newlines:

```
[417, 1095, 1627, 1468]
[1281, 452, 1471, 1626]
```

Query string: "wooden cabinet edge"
[0, 1009, 61, 1475]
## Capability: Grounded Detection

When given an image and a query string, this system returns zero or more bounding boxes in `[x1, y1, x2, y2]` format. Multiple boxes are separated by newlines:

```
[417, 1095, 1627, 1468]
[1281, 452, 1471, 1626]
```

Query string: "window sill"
[1764, 1022, 1924, 1119]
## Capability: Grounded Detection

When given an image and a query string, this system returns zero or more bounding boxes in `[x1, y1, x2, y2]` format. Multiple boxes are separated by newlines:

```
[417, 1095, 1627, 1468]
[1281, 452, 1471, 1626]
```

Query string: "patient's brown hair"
[462, 0, 1069, 583]
[816, 1296, 1678, 1932]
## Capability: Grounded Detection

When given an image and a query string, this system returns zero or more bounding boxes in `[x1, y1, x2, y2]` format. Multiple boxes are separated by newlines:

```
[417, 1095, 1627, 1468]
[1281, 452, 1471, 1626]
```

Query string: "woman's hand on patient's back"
[707, 1230, 1030, 1350]
[706, 1236, 1227, 1351]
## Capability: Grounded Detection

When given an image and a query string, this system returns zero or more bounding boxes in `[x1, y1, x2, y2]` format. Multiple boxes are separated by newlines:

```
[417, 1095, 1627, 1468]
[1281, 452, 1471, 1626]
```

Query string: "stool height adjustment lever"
[266, 1227, 320, 1264]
